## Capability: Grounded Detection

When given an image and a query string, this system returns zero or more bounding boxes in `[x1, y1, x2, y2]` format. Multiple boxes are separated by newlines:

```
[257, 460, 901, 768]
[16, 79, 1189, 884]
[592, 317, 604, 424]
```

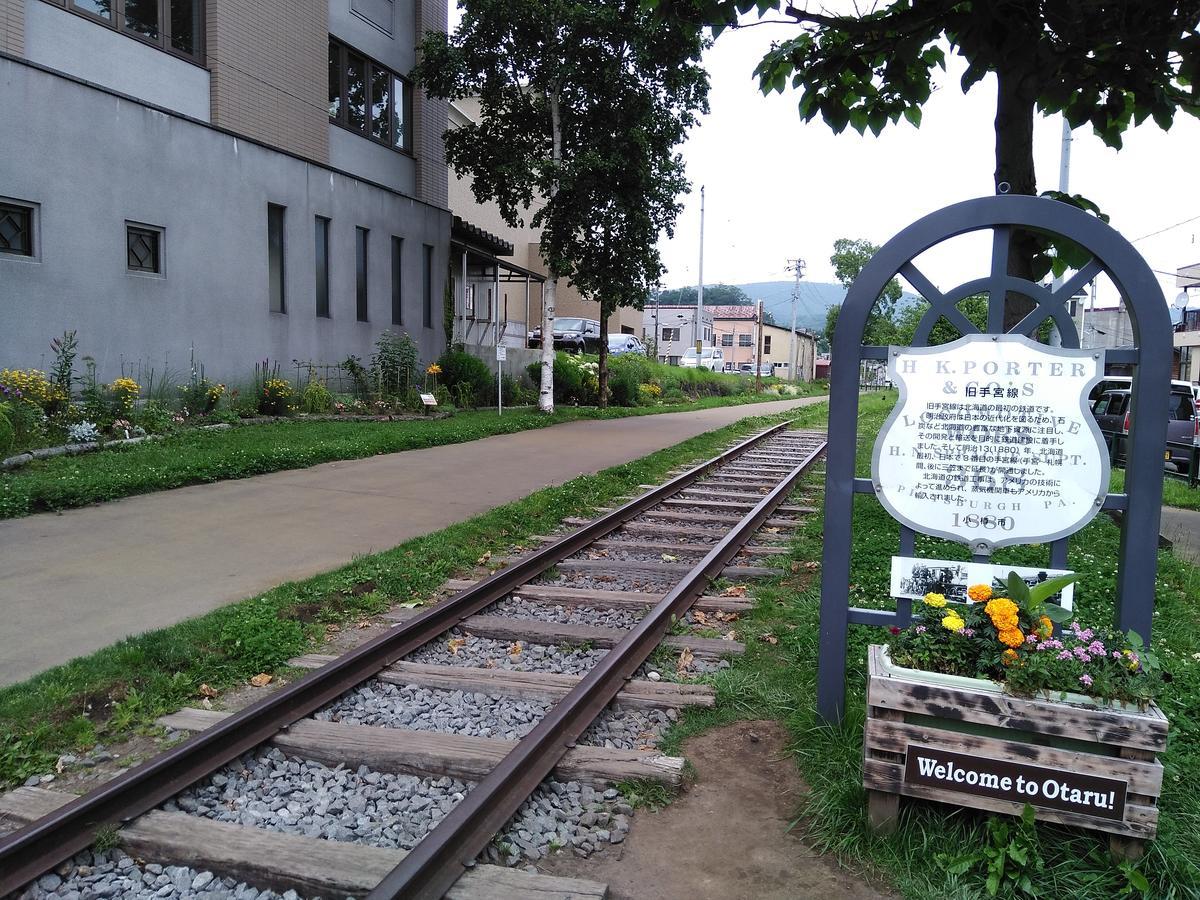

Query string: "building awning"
[452, 216, 514, 257]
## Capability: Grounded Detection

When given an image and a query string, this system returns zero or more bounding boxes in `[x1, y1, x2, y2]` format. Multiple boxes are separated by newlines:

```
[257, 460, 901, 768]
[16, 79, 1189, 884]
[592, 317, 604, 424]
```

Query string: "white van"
[680, 347, 725, 372]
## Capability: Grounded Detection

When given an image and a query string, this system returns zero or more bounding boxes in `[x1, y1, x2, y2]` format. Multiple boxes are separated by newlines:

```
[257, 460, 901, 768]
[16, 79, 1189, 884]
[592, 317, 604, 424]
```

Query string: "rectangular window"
[738, 333, 753, 347]
[328, 37, 414, 153]
[662, 327, 680, 341]
[391, 236, 403, 325]
[126, 222, 162, 274]
[356, 227, 369, 322]
[57, 0, 204, 62]
[720, 333, 733, 347]
[0, 201, 35, 257]
[763, 335, 771, 354]
[267, 204, 286, 313]
[315, 216, 330, 318]
[422, 244, 433, 328]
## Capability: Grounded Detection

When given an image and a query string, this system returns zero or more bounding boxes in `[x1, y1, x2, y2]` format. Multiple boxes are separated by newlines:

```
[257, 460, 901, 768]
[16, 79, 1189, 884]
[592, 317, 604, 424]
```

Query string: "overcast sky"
[657, 19, 1200, 310]
[445, 3, 1200, 311]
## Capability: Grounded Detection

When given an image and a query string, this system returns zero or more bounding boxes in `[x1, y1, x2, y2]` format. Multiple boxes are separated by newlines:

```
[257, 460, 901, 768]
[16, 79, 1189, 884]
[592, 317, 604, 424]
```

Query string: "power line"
[1132, 214, 1200, 243]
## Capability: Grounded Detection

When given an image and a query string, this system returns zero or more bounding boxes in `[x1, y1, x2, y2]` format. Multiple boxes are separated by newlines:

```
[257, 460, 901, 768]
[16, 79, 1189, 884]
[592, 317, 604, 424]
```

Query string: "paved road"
[1160, 506, 1200, 566]
[0, 397, 825, 686]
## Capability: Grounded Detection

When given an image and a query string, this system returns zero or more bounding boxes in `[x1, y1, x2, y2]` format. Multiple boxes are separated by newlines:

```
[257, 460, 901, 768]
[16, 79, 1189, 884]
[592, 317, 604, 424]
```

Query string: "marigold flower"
[941, 612, 965, 632]
[998, 627, 1025, 648]
[1038, 616, 1053, 639]
[923, 592, 947, 608]
[1002, 648, 1019, 665]
[967, 584, 993, 603]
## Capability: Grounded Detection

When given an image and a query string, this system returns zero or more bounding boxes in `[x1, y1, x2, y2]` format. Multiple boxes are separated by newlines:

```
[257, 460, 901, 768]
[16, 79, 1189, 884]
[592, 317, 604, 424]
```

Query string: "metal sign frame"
[816, 195, 1172, 722]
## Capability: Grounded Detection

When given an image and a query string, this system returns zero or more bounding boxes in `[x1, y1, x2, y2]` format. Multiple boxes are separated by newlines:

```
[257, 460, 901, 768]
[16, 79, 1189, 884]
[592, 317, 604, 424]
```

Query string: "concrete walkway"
[0, 397, 825, 686]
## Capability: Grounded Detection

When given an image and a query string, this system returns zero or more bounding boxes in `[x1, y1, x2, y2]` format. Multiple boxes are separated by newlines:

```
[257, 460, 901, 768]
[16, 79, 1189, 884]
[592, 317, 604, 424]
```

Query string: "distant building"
[641, 304, 713, 365]
[703, 305, 817, 381]
[1175, 264, 1200, 384]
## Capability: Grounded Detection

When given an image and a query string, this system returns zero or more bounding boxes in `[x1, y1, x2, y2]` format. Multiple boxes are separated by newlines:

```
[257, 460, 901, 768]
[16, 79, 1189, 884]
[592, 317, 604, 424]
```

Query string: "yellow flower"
[426, 364, 442, 375]
[941, 612, 965, 632]
[1002, 648, 1019, 665]
[967, 584, 993, 603]
[923, 592, 947, 608]
[1038, 616, 1053, 639]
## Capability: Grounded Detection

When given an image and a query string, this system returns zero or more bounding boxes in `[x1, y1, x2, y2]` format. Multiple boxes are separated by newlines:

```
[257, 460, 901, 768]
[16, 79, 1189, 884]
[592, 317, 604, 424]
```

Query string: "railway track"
[0, 424, 827, 900]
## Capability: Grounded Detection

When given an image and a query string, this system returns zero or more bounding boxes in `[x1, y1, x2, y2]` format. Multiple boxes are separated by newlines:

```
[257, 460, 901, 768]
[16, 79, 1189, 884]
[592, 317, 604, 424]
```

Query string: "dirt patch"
[538, 720, 894, 900]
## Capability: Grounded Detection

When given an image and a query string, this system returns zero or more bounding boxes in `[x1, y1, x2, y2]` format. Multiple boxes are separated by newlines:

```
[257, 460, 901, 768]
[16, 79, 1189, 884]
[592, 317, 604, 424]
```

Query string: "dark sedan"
[1091, 388, 1197, 474]
[527, 317, 603, 353]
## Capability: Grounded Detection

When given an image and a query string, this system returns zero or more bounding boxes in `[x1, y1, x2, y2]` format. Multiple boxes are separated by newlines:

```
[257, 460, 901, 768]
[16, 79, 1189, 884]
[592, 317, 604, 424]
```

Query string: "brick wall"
[413, 0, 448, 208]
[0, 0, 24, 55]
[207, 0, 328, 163]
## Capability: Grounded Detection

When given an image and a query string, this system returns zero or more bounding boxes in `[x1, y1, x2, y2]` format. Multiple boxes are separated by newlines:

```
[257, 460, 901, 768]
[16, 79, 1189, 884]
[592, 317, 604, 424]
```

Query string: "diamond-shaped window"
[0, 204, 32, 256]
[127, 226, 161, 273]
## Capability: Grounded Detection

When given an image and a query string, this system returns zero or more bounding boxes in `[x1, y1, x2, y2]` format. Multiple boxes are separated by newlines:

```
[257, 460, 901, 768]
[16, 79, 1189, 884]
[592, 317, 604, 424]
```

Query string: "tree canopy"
[657, 284, 753, 306]
[416, 0, 707, 408]
[823, 238, 899, 346]
[656, 1, 1200, 314]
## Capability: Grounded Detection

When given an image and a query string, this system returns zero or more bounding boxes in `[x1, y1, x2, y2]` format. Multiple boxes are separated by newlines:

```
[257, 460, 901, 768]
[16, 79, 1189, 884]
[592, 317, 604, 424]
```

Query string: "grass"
[0, 402, 832, 790]
[1110, 467, 1200, 512]
[0, 387, 827, 520]
[659, 390, 1200, 899]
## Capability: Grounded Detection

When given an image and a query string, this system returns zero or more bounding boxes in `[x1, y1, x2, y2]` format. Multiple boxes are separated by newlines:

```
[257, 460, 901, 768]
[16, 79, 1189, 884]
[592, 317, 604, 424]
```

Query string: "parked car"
[680, 347, 725, 371]
[527, 318, 602, 353]
[1091, 388, 1198, 474]
[607, 334, 647, 356]
[1089, 375, 1199, 403]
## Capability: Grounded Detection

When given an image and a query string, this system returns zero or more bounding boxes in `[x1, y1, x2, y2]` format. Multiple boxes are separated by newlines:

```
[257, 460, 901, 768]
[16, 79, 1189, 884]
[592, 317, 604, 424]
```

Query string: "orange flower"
[998, 627, 1025, 649]
[1002, 648, 1019, 665]
[1038, 616, 1053, 639]
[967, 584, 993, 603]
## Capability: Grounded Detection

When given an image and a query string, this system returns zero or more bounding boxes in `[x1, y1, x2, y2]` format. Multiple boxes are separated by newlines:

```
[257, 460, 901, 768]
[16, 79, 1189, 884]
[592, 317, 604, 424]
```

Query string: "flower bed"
[865, 574, 1169, 858]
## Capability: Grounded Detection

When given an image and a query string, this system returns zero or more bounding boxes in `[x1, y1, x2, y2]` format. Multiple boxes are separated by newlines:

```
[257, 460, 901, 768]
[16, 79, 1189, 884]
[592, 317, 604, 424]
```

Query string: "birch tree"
[415, 0, 707, 411]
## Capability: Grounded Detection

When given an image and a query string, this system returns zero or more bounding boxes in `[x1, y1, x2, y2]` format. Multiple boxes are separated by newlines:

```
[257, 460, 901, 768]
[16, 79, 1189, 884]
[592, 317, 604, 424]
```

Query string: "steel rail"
[368, 437, 828, 900]
[0, 421, 795, 896]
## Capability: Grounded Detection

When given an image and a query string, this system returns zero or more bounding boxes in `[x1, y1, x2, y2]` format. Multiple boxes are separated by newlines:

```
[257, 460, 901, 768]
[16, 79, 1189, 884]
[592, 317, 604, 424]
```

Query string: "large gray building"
[0, 0, 452, 380]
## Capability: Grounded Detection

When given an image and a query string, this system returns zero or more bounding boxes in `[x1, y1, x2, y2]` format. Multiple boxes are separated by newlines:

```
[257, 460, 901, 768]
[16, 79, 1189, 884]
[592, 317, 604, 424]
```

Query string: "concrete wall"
[22, 0, 210, 120]
[207, 0, 327, 160]
[0, 57, 451, 382]
[330, 123, 416, 195]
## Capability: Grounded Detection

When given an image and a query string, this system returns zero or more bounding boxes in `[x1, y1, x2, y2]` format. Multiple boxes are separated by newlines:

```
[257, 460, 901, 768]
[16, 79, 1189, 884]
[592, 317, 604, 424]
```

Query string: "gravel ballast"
[406, 633, 608, 675]
[314, 680, 674, 748]
[483, 595, 642, 629]
[171, 749, 630, 865]
[15, 850, 288, 900]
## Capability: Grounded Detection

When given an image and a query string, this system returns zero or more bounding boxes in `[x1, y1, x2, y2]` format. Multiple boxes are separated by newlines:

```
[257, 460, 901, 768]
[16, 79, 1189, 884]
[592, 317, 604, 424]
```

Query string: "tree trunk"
[538, 91, 564, 414]
[598, 306, 610, 408]
[994, 64, 1039, 330]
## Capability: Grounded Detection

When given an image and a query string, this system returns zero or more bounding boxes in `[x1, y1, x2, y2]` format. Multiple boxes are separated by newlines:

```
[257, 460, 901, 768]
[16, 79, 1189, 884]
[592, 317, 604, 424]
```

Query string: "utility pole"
[786, 257, 806, 381]
[1050, 116, 1072, 347]
[696, 185, 705, 354]
[754, 300, 765, 393]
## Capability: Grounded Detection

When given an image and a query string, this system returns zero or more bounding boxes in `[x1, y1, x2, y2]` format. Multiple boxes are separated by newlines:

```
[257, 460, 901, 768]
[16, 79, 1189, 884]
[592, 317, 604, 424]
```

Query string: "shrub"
[258, 378, 293, 416]
[300, 379, 334, 414]
[179, 377, 223, 415]
[526, 353, 598, 405]
[0, 369, 64, 412]
[110, 377, 141, 417]
[0, 402, 13, 453]
[133, 400, 176, 435]
[373, 331, 419, 398]
[437, 350, 495, 408]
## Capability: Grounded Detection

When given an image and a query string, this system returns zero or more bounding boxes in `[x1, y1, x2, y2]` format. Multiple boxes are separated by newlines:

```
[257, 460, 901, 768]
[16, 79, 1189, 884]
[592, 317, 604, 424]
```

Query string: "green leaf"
[1027, 574, 1079, 607]
[1006, 572, 1031, 606]
[903, 106, 922, 127]
[1042, 603, 1073, 624]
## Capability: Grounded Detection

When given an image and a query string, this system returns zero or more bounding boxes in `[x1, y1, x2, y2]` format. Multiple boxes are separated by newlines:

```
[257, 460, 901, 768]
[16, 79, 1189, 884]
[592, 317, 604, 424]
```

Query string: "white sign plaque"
[872, 335, 1109, 553]
[419, 393, 438, 407]
[495, 345, 508, 362]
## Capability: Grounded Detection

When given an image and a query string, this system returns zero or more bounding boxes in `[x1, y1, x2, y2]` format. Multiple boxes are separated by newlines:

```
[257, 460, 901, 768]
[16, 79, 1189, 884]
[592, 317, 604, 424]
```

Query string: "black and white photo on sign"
[890, 557, 1075, 611]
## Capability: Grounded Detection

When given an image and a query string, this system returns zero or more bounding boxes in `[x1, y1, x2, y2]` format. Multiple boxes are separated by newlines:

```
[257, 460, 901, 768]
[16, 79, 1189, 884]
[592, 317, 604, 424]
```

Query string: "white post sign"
[495, 344, 506, 415]
[872, 335, 1109, 554]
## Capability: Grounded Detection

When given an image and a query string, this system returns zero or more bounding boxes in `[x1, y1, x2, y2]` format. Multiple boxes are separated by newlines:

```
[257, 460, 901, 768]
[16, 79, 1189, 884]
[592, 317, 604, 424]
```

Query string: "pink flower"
[1112, 651, 1122, 659]
[1057, 650, 1073, 660]
[1026, 633, 1039, 644]
[1079, 674, 1093, 687]
[1088, 640, 1106, 656]
[915, 625, 926, 634]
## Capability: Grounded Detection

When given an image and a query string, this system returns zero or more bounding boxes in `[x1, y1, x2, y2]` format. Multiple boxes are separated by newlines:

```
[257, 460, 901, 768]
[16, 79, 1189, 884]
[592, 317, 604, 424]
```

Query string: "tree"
[657, 284, 754, 306]
[894, 294, 989, 346]
[416, 0, 707, 411]
[657, 0, 1200, 322]
[825, 237, 900, 346]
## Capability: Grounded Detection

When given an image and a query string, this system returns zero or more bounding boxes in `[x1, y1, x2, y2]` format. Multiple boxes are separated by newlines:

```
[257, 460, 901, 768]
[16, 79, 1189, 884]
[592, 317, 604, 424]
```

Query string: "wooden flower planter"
[863, 645, 1168, 859]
